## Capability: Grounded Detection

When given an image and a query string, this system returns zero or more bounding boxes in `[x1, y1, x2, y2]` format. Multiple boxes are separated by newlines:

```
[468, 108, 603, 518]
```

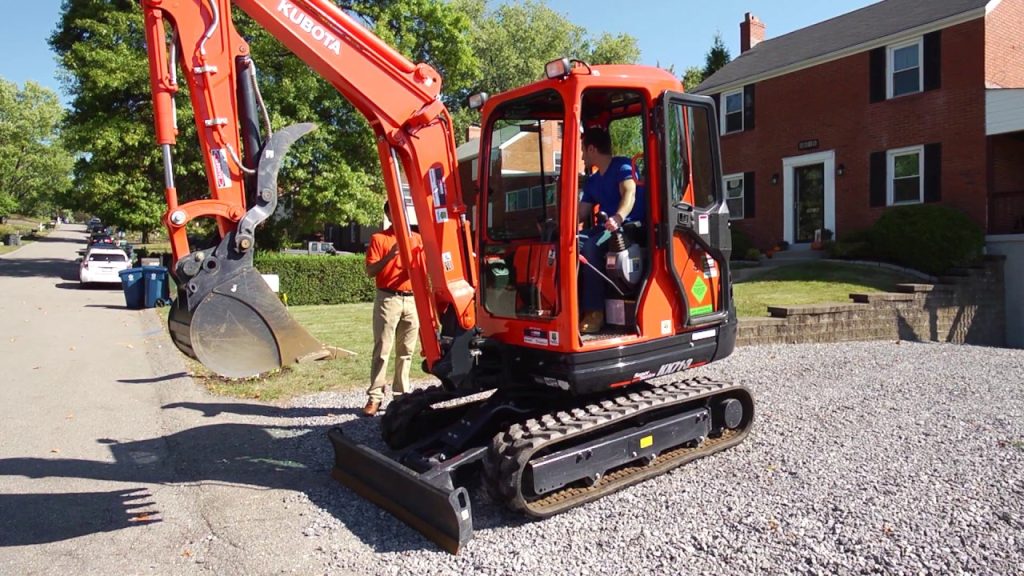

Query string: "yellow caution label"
[639, 435, 654, 449]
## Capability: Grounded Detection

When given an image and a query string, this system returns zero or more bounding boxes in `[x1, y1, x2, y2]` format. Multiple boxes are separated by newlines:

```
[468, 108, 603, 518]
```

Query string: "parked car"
[79, 245, 130, 287]
[87, 217, 104, 233]
[89, 232, 115, 246]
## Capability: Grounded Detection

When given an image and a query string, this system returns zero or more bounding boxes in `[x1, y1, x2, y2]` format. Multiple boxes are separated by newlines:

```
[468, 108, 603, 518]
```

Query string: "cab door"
[657, 91, 733, 327]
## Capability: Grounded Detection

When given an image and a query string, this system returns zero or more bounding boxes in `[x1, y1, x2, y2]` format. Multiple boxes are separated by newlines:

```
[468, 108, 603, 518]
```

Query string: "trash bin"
[118, 268, 146, 310]
[3, 233, 19, 246]
[142, 266, 170, 308]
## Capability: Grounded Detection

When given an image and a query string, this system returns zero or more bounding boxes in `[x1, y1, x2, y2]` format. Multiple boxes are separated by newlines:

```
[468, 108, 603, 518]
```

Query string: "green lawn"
[733, 261, 919, 318]
[197, 302, 429, 400]
[191, 261, 921, 400]
[0, 215, 50, 255]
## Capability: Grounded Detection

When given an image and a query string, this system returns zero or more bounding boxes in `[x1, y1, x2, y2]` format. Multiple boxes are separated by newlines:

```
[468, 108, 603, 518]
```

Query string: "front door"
[794, 163, 825, 243]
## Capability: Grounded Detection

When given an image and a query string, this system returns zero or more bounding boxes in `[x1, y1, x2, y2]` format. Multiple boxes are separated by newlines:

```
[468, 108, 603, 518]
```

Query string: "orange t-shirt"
[366, 227, 422, 291]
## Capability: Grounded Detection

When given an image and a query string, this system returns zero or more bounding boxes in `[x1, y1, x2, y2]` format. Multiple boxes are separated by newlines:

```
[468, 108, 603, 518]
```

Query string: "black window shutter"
[923, 31, 942, 91]
[711, 93, 721, 116]
[870, 151, 887, 207]
[924, 143, 942, 202]
[743, 172, 756, 218]
[743, 84, 755, 131]
[869, 47, 886, 103]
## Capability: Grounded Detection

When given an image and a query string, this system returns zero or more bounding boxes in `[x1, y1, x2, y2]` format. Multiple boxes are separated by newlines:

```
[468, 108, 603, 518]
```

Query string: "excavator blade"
[327, 428, 473, 554]
[167, 267, 325, 378]
[166, 123, 326, 378]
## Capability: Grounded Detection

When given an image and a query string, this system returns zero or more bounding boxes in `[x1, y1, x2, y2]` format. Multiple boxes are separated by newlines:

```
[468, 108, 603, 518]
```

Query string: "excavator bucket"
[167, 267, 325, 378]
[327, 428, 474, 554]
[166, 124, 326, 378]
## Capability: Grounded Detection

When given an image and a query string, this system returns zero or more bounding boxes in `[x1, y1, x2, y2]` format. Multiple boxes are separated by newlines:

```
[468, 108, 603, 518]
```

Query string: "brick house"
[696, 0, 1024, 346]
[695, 0, 1024, 250]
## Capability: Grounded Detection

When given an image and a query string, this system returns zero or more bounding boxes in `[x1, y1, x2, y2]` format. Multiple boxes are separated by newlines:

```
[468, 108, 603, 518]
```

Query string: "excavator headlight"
[467, 92, 489, 110]
[545, 57, 571, 79]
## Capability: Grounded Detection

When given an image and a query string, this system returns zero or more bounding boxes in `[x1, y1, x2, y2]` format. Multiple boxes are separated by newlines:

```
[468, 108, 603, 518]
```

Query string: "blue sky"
[2, 0, 877, 105]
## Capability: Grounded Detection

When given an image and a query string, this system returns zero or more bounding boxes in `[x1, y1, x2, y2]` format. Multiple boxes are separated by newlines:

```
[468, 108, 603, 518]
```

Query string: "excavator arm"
[141, 0, 477, 377]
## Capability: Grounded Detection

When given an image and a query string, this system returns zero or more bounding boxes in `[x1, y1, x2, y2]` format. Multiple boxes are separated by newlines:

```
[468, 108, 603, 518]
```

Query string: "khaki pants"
[367, 289, 419, 402]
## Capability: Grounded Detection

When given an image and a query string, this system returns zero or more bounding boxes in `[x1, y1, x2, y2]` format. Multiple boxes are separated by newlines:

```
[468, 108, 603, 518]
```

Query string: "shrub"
[254, 253, 374, 305]
[743, 248, 762, 261]
[730, 227, 753, 261]
[866, 204, 984, 275]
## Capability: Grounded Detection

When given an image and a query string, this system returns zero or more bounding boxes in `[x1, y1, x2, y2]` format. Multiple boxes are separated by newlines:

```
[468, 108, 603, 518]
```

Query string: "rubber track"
[483, 376, 753, 518]
[381, 385, 462, 450]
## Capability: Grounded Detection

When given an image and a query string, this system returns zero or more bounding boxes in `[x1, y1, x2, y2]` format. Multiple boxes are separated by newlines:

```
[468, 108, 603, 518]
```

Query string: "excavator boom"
[141, 0, 476, 377]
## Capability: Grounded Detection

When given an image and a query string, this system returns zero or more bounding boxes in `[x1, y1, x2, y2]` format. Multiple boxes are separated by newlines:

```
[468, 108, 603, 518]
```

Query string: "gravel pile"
[283, 341, 1024, 575]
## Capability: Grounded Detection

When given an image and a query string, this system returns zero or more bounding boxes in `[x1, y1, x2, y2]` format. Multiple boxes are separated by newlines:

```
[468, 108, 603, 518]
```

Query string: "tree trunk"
[141, 229, 150, 244]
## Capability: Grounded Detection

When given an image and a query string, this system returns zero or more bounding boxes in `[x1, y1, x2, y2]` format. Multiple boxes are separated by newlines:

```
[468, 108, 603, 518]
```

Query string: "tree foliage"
[50, 0, 638, 242]
[681, 66, 703, 92]
[702, 32, 732, 80]
[0, 78, 73, 217]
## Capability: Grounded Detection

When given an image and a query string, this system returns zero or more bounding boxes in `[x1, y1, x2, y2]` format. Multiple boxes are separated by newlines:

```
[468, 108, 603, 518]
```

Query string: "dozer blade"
[166, 123, 325, 378]
[168, 267, 325, 378]
[327, 427, 473, 554]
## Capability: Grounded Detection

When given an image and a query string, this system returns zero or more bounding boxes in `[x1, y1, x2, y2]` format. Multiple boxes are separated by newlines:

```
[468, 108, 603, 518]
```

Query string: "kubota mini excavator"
[140, 0, 754, 553]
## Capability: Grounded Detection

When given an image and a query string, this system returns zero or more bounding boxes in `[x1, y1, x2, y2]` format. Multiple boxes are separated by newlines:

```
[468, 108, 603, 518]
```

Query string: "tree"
[50, 0, 478, 244]
[701, 32, 731, 80]
[449, 0, 639, 141]
[0, 79, 73, 218]
[681, 66, 703, 92]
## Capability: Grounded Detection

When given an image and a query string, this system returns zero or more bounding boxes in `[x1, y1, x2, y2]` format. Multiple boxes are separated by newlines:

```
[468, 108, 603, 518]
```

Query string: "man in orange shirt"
[363, 201, 422, 417]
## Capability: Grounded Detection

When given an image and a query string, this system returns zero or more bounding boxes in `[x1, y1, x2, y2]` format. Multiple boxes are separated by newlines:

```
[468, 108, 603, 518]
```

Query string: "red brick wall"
[986, 0, 1024, 88]
[721, 20, 988, 250]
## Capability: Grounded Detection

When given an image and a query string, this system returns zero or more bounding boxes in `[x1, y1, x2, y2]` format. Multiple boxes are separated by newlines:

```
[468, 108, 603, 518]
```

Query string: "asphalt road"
[0, 225, 345, 575]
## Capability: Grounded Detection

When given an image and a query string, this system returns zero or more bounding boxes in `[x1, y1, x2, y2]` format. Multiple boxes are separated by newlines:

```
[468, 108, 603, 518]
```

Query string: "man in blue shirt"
[577, 126, 646, 334]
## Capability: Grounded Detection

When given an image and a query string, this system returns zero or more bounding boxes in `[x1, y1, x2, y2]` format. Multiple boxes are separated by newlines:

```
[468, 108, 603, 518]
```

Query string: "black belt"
[379, 288, 413, 297]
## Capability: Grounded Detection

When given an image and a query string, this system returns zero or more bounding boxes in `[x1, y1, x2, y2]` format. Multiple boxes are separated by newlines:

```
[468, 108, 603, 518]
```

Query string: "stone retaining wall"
[736, 258, 1006, 347]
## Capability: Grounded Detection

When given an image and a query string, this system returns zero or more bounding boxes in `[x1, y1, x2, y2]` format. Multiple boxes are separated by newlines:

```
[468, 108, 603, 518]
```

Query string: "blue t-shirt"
[581, 156, 646, 222]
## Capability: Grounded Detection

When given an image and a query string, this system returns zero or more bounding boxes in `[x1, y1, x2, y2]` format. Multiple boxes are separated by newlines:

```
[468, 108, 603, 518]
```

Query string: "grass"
[0, 215, 50, 255]
[193, 302, 429, 400]
[185, 261, 920, 401]
[733, 261, 920, 318]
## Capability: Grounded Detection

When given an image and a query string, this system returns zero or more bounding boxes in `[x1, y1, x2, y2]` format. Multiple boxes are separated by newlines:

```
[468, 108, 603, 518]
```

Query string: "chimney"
[467, 125, 481, 141]
[740, 12, 766, 53]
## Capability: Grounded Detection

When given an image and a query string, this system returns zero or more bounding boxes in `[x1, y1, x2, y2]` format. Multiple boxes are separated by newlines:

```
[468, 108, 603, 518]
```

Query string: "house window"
[888, 39, 922, 98]
[721, 89, 744, 134]
[723, 174, 744, 219]
[888, 146, 923, 205]
[553, 151, 562, 172]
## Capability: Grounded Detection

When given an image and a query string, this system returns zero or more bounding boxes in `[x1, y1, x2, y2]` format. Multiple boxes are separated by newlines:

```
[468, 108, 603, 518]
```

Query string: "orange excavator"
[140, 0, 754, 553]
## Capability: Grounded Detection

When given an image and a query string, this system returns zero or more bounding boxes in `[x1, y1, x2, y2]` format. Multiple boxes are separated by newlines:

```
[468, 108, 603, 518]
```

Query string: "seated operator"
[577, 126, 646, 334]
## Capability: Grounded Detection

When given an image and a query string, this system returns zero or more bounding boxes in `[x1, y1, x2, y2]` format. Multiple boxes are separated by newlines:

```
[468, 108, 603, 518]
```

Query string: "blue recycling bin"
[142, 266, 171, 308]
[118, 268, 146, 310]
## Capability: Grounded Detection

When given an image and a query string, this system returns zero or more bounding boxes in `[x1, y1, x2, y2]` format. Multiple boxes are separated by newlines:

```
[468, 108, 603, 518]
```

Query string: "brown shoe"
[579, 310, 604, 334]
[361, 400, 381, 417]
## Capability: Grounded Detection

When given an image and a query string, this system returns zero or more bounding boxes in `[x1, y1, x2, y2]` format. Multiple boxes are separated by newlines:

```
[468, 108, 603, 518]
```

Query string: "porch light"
[467, 92, 489, 110]
[545, 57, 571, 79]
[837, 163, 846, 176]
[770, 173, 779, 185]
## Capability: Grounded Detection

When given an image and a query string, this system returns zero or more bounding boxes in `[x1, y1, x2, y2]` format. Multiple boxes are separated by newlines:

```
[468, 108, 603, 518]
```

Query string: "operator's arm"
[612, 179, 637, 224]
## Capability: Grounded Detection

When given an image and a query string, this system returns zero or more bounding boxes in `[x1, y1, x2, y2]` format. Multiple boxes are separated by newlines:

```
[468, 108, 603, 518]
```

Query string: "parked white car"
[79, 244, 130, 287]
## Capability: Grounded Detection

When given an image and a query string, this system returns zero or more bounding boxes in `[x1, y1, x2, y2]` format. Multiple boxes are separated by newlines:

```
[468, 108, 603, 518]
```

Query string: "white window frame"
[723, 173, 745, 220]
[720, 88, 744, 135]
[887, 145, 925, 206]
[887, 38, 923, 99]
[553, 151, 562, 173]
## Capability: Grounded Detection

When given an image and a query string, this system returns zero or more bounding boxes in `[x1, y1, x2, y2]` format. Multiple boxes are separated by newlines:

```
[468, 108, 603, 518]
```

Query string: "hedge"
[254, 253, 375, 305]
[866, 205, 984, 275]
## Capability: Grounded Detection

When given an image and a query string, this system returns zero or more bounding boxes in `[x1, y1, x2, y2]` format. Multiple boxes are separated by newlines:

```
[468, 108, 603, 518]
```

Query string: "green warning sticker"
[691, 276, 709, 302]
[691, 304, 714, 316]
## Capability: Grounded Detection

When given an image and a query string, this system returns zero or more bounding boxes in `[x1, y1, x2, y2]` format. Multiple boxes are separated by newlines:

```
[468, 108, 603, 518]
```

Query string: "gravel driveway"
[287, 340, 1024, 575]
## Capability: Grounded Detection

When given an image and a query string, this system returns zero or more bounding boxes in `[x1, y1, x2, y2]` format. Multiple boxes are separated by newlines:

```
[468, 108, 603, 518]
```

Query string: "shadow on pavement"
[160, 401, 360, 419]
[0, 406, 468, 553]
[0, 258, 78, 279]
[0, 489, 160, 546]
[118, 372, 190, 384]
